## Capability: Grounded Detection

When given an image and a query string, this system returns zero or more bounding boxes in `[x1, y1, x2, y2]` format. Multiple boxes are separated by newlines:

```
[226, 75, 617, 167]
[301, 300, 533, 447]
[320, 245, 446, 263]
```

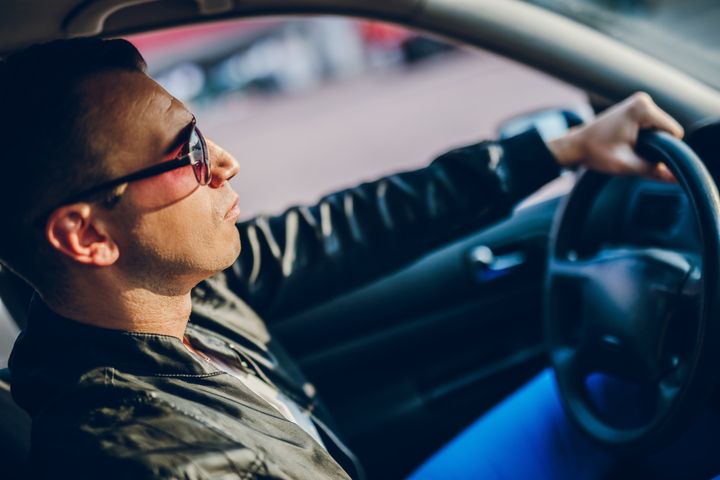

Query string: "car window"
[128, 17, 589, 220]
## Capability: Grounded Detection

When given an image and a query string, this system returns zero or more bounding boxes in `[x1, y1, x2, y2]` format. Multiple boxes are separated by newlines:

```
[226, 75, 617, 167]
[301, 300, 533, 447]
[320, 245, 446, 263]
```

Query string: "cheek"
[128, 165, 199, 209]
[125, 194, 213, 261]
[118, 188, 240, 273]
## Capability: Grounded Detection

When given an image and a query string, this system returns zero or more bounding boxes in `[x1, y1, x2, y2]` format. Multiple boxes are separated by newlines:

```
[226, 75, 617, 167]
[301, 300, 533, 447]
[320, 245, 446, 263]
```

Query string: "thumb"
[618, 145, 657, 176]
[622, 141, 675, 183]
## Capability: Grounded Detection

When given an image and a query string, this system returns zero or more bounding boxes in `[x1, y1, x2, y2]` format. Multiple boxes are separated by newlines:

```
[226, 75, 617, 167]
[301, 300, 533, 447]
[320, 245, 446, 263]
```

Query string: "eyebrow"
[163, 117, 196, 159]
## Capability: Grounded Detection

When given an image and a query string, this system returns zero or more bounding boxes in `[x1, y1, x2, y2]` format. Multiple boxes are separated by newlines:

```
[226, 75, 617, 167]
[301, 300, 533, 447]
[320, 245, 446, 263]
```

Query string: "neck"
[46, 275, 194, 339]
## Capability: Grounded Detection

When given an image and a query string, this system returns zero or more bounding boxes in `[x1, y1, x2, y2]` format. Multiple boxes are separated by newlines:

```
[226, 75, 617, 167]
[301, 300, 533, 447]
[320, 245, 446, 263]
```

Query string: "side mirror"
[497, 108, 587, 141]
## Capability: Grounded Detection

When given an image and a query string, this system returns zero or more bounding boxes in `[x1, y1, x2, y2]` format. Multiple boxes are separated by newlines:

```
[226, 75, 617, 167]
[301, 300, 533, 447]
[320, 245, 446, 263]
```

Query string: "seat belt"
[312, 413, 366, 480]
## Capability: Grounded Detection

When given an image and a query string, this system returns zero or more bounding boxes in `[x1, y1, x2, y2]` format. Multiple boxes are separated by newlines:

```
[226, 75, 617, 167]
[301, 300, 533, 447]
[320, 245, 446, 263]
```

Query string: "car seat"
[0, 368, 30, 479]
[0, 266, 34, 479]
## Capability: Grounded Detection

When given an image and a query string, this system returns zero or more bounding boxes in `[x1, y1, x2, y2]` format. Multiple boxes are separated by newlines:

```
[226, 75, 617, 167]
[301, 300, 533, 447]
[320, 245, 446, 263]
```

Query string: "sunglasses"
[59, 118, 210, 207]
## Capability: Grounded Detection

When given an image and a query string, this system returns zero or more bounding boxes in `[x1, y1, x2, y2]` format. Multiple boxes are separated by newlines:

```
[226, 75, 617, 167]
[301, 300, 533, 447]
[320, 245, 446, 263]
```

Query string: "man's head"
[0, 38, 241, 304]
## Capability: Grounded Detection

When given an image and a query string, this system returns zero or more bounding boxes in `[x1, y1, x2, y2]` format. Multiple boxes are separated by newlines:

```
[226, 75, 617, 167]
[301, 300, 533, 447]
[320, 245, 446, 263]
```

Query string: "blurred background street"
[129, 18, 588, 219]
[199, 51, 587, 218]
[125, 0, 720, 220]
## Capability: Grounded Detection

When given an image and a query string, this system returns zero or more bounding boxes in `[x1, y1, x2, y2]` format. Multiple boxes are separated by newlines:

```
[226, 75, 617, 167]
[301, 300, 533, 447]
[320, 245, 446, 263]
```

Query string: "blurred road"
[199, 50, 587, 220]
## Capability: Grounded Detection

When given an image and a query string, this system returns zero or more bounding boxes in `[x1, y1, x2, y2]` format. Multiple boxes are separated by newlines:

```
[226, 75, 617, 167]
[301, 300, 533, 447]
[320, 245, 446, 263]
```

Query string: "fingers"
[641, 161, 676, 183]
[630, 92, 685, 139]
[621, 148, 656, 176]
[615, 145, 676, 183]
[625, 93, 679, 182]
[654, 162, 677, 183]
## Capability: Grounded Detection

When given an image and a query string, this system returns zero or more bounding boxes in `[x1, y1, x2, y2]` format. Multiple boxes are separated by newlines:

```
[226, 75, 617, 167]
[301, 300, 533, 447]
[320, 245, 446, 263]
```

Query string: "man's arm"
[226, 129, 559, 318]
[224, 93, 684, 318]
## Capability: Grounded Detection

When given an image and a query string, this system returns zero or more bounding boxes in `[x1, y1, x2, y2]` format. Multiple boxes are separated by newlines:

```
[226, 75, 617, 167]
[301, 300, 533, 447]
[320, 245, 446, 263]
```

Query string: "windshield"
[523, 0, 720, 91]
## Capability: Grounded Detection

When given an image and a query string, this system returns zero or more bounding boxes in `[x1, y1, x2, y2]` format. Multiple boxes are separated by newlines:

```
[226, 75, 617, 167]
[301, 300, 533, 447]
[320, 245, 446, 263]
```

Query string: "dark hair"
[0, 37, 147, 298]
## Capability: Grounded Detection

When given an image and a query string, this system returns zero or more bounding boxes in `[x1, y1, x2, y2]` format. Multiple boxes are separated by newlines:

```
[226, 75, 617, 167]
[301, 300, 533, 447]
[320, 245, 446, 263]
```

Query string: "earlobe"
[46, 205, 119, 266]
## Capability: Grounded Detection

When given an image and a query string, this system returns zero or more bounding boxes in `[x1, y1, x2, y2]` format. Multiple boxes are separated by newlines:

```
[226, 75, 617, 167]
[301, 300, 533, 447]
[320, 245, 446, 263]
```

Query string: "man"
[1, 38, 685, 479]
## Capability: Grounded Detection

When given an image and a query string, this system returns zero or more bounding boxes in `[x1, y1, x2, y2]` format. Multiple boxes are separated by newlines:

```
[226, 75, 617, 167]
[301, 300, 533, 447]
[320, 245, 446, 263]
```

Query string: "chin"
[197, 227, 241, 276]
[221, 231, 242, 268]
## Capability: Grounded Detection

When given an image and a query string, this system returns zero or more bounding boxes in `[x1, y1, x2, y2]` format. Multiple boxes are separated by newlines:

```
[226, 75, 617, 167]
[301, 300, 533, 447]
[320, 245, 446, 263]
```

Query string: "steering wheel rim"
[545, 130, 720, 452]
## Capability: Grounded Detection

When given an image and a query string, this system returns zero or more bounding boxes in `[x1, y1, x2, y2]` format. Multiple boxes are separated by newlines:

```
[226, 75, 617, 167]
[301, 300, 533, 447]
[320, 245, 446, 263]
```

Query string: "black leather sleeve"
[224, 129, 560, 318]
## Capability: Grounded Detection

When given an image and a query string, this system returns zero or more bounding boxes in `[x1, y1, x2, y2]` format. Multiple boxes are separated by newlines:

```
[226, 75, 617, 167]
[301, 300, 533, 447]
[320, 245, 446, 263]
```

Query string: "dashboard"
[578, 176, 699, 255]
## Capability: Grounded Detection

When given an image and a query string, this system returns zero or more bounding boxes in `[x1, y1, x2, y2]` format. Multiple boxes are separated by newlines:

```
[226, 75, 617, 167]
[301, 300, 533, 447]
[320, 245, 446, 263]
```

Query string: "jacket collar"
[9, 295, 219, 415]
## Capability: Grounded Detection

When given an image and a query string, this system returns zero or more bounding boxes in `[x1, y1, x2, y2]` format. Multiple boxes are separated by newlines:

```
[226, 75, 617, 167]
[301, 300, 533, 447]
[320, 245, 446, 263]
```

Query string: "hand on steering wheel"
[548, 92, 683, 182]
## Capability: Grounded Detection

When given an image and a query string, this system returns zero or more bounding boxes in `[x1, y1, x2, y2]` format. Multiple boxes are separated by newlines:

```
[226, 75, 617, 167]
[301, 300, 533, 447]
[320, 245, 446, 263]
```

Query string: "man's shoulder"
[30, 375, 270, 479]
[30, 368, 350, 480]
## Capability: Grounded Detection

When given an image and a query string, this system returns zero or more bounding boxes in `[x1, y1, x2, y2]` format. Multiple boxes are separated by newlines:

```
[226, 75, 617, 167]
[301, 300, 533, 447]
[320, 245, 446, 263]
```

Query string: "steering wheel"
[545, 130, 720, 452]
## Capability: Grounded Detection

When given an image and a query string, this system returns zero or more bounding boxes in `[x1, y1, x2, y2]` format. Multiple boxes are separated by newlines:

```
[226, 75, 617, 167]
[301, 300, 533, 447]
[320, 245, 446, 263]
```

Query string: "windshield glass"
[523, 0, 720, 90]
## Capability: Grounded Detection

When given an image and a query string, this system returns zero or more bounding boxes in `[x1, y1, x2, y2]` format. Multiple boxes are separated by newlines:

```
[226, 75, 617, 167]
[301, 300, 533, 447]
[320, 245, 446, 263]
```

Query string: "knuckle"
[633, 91, 652, 104]
[633, 91, 653, 105]
[630, 92, 654, 115]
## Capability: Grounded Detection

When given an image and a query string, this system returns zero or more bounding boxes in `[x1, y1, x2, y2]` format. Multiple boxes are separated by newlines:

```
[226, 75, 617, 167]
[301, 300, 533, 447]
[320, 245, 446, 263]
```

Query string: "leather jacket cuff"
[499, 128, 561, 201]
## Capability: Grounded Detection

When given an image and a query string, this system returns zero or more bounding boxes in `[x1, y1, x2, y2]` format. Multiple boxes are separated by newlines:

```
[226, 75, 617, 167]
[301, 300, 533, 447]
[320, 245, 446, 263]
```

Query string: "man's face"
[78, 69, 242, 292]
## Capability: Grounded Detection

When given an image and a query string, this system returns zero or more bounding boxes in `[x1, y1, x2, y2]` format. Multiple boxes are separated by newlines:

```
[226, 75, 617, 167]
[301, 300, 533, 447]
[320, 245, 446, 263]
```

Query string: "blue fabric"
[409, 369, 720, 480]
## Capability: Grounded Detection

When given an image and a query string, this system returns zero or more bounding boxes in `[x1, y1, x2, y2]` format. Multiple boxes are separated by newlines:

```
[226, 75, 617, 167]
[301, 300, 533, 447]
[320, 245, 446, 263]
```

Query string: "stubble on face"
[118, 194, 242, 295]
[80, 70, 242, 295]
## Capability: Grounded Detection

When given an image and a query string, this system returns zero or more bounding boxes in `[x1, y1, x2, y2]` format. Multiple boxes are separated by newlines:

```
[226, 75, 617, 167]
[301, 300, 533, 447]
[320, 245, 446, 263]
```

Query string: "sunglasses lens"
[189, 127, 210, 185]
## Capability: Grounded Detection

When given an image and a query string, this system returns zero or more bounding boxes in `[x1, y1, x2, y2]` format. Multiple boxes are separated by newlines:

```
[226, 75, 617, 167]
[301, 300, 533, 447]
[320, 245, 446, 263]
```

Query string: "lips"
[224, 196, 240, 221]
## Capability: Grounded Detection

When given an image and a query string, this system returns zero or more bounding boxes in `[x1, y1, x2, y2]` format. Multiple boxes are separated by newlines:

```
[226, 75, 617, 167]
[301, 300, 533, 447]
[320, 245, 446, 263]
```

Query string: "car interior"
[2, 1, 720, 479]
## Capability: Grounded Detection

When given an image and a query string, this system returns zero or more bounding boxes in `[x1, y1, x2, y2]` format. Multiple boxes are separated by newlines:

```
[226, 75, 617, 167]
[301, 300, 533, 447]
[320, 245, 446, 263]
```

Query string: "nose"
[206, 138, 240, 188]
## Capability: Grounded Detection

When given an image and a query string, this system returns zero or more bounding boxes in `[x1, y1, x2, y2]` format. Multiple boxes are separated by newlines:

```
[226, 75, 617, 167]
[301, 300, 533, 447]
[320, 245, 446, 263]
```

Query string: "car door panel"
[270, 196, 561, 477]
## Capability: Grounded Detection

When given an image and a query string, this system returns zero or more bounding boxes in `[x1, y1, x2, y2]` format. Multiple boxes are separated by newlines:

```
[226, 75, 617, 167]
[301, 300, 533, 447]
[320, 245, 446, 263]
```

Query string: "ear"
[46, 204, 120, 267]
